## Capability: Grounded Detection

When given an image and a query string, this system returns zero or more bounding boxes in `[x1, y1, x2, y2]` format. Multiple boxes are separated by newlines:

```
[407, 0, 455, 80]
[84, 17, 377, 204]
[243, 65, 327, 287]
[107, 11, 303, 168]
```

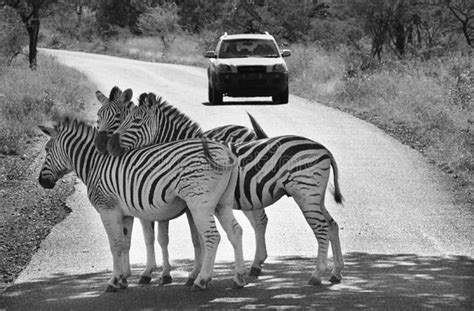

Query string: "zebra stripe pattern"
[95, 87, 267, 285]
[108, 93, 345, 285]
[38, 117, 246, 291]
[95, 86, 135, 154]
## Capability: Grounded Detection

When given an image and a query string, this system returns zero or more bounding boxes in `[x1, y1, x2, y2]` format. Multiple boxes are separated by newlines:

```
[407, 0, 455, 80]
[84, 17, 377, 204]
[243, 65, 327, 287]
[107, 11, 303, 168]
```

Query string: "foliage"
[0, 55, 95, 155]
[0, 6, 27, 66]
[137, 2, 181, 51]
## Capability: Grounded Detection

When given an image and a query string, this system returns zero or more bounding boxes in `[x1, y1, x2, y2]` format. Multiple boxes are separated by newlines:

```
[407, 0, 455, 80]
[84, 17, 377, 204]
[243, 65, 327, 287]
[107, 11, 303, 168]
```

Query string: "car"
[204, 32, 291, 105]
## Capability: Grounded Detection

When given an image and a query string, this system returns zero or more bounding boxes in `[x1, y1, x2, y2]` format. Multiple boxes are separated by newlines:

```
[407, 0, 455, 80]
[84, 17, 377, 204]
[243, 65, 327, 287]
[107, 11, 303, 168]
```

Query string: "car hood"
[215, 57, 286, 67]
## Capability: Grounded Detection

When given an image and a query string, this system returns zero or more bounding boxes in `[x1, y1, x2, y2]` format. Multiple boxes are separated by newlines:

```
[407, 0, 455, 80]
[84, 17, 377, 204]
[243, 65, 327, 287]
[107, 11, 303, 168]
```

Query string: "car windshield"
[218, 39, 279, 58]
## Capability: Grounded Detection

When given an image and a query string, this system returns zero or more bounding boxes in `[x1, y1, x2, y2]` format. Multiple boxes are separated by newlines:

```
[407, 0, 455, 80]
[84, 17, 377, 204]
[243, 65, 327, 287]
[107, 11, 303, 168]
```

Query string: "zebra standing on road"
[107, 92, 345, 286]
[94, 86, 270, 285]
[38, 117, 246, 291]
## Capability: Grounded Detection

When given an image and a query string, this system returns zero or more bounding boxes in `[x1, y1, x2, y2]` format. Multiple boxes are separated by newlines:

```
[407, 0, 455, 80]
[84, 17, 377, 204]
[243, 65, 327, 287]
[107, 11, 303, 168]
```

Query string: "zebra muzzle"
[38, 175, 56, 189]
[95, 131, 110, 154]
[108, 133, 127, 157]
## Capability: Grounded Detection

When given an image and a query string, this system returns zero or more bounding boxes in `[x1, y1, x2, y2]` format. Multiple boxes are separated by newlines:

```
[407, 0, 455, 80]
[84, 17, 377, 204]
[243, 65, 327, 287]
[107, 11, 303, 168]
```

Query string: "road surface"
[2, 49, 472, 310]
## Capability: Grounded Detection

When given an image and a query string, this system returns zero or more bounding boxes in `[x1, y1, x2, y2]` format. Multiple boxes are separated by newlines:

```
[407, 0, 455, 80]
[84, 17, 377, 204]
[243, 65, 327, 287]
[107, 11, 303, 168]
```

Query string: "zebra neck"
[66, 126, 103, 185]
[155, 112, 203, 143]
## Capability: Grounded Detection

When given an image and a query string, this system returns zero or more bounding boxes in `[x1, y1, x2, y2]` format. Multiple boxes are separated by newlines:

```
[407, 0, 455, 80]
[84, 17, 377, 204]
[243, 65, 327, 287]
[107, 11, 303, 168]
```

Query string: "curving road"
[2, 49, 472, 310]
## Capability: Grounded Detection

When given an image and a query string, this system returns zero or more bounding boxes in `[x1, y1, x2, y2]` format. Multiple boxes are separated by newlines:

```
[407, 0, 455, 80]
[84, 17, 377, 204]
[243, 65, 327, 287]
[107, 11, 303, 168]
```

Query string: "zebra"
[38, 116, 247, 291]
[94, 86, 270, 285]
[94, 86, 135, 154]
[108, 92, 345, 286]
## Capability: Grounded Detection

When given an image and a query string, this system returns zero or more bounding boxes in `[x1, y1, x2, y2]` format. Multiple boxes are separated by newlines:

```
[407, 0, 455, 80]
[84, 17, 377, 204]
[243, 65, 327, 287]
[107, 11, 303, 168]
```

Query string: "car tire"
[272, 87, 289, 104]
[209, 85, 223, 105]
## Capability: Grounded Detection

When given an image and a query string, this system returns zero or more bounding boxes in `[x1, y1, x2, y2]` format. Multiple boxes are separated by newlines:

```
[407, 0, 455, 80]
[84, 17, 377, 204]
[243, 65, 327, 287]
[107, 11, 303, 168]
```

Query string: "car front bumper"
[213, 72, 288, 97]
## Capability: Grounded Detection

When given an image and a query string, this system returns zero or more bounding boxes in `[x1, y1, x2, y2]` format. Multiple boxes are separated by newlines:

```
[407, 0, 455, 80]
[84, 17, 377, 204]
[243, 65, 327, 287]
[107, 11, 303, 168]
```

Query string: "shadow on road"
[202, 100, 287, 106]
[1, 253, 472, 310]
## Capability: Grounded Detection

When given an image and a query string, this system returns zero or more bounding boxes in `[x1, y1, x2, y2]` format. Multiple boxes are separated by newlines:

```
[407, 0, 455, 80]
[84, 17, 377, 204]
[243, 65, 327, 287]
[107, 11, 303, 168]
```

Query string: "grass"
[284, 44, 473, 193]
[44, 32, 473, 197]
[0, 54, 96, 155]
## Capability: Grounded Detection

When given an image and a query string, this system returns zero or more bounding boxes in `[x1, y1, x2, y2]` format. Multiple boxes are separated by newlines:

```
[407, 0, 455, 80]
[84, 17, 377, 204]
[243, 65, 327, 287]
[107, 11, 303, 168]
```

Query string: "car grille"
[237, 66, 266, 74]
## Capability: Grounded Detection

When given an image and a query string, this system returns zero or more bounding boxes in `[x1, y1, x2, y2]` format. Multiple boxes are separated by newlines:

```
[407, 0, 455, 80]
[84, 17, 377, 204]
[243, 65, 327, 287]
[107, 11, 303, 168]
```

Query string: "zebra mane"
[142, 92, 203, 136]
[52, 114, 95, 134]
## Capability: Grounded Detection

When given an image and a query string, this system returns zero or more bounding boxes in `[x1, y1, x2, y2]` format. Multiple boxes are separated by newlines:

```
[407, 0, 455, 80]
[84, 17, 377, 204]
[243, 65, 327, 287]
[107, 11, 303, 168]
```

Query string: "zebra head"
[94, 86, 134, 154]
[38, 122, 73, 189]
[108, 93, 159, 157]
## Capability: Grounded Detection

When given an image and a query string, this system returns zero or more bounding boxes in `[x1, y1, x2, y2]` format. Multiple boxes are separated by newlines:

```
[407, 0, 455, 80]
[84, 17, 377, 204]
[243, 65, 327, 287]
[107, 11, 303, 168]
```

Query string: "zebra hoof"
[232, 281, 245, 289]
[185, 278, 195, 286]
[160, 275, 173, 286]
[138, 275, 152, 284]
[308, 277, 322, 286]
[105, 285, 118, 292]
[249, 267, 261, 277]
[118, 278, 129, 289]
[191, 284, 207, 291]
[329, 274, 342, 284]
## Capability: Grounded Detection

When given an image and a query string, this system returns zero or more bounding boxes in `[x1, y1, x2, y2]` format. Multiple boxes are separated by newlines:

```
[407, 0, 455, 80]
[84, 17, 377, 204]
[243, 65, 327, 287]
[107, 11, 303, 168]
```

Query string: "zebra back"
[39, 117, 236, 209]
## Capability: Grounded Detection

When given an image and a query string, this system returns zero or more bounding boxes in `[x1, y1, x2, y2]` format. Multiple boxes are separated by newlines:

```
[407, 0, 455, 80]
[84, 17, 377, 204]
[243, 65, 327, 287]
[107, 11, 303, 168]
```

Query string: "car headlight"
[272, 63, 287, 72]
[217, 64, 232, 73]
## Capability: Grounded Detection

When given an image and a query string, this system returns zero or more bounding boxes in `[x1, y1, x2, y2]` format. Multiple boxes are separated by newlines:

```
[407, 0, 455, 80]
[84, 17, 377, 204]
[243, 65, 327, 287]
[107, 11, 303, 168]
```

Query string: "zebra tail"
[247, 112, 269, 139]
[329, 152, 344, 204]
[201, 138, 235, 171]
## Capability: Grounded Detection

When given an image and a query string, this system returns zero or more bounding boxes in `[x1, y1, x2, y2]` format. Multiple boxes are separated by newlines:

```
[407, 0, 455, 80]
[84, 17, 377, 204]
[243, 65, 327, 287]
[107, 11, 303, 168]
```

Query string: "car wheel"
[211, 86, 223, 105]
[272, 87, 289, 104]
[208, 84, 213, 104]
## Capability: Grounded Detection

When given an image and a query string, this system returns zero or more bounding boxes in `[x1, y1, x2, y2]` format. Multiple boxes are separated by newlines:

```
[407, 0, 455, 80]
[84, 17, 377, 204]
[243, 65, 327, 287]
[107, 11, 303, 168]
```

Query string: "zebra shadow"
[2, 253, 472, 310]
[202, 100, 288, 106]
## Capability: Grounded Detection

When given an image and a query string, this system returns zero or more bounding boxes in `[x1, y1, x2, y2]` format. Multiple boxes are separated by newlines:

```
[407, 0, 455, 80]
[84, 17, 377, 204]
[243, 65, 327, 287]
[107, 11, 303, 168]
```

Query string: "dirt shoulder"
[0, 134, 75, 292]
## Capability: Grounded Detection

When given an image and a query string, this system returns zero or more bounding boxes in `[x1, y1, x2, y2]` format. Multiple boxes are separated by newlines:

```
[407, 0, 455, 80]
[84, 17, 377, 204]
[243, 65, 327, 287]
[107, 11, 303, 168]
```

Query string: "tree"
[3, 0, 55, 69]
[444, 0, 473, 47]
[0, 5, 27, 65]
[137, 2, 181, 51]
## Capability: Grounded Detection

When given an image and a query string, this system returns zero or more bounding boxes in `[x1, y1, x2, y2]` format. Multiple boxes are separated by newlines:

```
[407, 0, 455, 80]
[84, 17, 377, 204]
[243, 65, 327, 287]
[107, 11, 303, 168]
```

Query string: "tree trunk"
[26, 12, 40, 70]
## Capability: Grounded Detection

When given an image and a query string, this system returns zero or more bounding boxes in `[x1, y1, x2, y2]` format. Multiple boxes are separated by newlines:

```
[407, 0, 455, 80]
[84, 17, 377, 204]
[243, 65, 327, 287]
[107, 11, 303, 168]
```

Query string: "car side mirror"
[204, 51, 216, 58]
[281, 50, 291, 57]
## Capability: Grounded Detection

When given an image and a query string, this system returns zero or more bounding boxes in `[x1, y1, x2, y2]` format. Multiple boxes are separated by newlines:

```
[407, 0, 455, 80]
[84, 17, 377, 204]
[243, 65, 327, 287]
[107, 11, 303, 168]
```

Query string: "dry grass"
[0, 54, 96, 155]
[286, 45, 473, 191]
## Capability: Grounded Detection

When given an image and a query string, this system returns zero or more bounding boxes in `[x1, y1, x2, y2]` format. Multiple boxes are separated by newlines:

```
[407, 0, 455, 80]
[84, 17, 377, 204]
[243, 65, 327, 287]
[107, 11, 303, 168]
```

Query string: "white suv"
[204, 32, 291, 105]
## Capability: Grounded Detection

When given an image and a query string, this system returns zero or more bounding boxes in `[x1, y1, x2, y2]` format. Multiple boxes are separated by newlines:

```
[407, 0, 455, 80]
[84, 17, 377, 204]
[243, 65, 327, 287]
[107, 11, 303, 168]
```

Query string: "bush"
[0, 6, 27, 66]
[0, 55, 96, 155]
[332, 54, 473, 185]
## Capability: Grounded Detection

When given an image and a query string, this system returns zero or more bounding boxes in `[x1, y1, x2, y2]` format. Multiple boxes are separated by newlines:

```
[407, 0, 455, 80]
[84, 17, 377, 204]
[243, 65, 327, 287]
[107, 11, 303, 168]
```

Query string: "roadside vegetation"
[0, 53, 96, 285]
[0, 0, 472, 286]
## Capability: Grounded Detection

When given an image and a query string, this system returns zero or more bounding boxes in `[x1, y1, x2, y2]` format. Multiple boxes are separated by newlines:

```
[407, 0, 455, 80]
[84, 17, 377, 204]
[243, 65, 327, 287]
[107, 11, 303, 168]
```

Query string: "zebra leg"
[119, 216, 134, 289]
[187, 209, 220, 290]
[327, 216, 344, 283]
[242, 209, 268, 277]
[99, 209, 127, 292]
[157, 220, 173, 285]
[185, 209, 203, 286]
[290, 192, 330, 286]
[138, 220, 157, 284]
[215, 206, 247, 288]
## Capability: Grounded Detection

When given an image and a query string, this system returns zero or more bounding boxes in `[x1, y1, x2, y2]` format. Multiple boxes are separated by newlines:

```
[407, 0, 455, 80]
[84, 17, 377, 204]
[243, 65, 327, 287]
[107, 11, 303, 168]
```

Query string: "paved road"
[2, 49, 472, 310]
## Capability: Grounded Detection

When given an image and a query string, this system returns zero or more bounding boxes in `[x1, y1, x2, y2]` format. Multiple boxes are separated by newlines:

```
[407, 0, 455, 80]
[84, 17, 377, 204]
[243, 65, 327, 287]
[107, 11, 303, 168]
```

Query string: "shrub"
[0, 6, 27, 66]
[0, 55, 95, 155]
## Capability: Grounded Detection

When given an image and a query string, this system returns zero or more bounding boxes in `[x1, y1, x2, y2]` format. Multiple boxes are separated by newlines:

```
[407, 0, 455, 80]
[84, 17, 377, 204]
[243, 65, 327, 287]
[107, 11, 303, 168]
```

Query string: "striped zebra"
[94, 87, 136, 154]
[38, 117, 247, 291]
[94, 86, 269, 285]
[107, 92, 345, 286]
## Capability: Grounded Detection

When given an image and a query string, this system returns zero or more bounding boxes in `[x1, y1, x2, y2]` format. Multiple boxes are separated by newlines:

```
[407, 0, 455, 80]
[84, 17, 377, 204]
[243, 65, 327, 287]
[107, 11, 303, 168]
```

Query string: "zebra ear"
[121, 88, 133, 103]
[38, 125, 58, 138]
[138, 93, 148, 106]
[96, 91, 109, 105]
[146, 93, 156, 108]
[109, 86, 122, 101]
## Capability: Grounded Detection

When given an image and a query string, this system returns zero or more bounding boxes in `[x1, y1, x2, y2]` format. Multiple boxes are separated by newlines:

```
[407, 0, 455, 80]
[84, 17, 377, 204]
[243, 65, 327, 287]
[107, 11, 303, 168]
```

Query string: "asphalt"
[1, 49, 472, 310]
